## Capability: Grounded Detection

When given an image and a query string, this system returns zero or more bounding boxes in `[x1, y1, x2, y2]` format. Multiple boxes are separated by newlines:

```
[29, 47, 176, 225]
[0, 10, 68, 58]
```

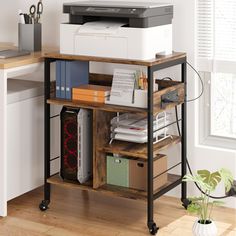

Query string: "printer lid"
[64, 1, 173, 28]
[64, 1, 170, 9]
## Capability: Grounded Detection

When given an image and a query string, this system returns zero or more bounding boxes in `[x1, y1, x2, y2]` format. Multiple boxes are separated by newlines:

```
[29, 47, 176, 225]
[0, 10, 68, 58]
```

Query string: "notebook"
[0, 50, 30, 59]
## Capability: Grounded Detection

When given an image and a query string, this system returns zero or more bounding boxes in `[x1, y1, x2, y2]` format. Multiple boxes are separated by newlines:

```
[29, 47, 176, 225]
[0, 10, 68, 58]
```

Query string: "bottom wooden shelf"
[47, 176, 93, 190]
[47, 174, 181, 202]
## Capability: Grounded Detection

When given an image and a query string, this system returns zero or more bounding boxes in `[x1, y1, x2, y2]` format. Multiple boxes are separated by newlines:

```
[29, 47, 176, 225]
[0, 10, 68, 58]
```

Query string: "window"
[211, 73, 236, 139]
[197, 0, 236, 148]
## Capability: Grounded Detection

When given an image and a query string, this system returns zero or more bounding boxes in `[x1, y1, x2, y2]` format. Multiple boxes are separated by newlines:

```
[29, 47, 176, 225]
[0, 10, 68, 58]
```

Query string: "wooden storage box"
[129, 155, 167, 191]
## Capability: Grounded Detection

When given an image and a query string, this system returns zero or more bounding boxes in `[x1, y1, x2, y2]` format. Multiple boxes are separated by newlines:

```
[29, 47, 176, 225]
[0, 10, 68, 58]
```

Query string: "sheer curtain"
[197, 0, 236, 139]
[197, 0, 236, 73]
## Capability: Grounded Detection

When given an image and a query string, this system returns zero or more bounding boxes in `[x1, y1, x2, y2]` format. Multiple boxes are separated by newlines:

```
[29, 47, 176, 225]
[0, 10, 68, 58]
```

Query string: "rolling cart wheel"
[182, 198, 191, 210]
[149, 222, 159, 235]
[39, 200, 49, 211]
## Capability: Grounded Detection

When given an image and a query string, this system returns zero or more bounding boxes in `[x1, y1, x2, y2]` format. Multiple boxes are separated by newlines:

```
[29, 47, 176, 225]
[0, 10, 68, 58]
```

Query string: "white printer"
[61, 1, 173, 60]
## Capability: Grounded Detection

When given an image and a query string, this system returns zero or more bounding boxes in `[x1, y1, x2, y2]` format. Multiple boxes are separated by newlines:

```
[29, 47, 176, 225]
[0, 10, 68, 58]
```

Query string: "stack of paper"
[110, 112, 170, 143]
[106, 69, 136, 106]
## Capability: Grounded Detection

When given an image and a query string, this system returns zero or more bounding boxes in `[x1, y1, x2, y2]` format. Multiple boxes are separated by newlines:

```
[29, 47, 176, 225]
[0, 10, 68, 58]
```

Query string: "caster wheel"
[182, 198, 191, 210]
[39, 200, 49, 211]
[149, 223, 159, 235]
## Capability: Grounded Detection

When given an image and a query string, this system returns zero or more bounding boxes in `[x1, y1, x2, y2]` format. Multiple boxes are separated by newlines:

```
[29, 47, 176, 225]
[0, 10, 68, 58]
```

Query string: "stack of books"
[72, 85, 111, 103]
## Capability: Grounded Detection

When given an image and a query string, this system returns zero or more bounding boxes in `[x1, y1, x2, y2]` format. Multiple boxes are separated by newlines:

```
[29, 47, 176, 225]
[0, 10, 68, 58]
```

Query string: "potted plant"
[183, 168, 233, 236]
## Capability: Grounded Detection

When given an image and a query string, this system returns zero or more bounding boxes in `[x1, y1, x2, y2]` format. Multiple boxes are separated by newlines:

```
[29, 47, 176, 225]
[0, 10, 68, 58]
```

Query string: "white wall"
[0, 0, 72, 46]
[1, 0, 235, 208]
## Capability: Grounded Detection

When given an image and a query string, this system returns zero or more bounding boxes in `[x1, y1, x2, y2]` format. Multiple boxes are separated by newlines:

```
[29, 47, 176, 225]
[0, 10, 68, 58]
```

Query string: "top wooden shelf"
[0, 44, 55, 69]
[44, 51, 186, 67]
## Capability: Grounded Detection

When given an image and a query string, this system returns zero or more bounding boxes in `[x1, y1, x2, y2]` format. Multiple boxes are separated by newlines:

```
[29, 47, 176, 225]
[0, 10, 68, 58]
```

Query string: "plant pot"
[192, 219, 217, 236]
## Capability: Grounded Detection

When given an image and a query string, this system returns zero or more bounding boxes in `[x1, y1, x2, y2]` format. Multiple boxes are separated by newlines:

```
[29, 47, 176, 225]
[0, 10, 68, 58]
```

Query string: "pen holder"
[133, 90, 147, 108]
[18, 23, 42, 52]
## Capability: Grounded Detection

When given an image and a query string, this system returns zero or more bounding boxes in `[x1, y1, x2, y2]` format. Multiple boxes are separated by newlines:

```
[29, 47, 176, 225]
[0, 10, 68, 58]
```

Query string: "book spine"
[56, 61, 61, 98]
[67, 61, 89, 100]
[65, 61, 71, 99]
[60, 61, 66, 99]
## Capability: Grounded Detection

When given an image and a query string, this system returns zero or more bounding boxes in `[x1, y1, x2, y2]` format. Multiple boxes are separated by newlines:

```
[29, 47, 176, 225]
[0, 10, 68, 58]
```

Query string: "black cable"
[161, 66, 231, 198]
[175, 106, 181, 135]
[185, 61, 204, 103]
[174, 106, 231, 199]
[160, 62, 204, 102]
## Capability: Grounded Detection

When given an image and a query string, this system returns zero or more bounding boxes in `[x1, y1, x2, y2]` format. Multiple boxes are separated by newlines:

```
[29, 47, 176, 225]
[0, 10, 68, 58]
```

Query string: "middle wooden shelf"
[100, 135, 181, 160]
[48, 73, 185, 116]
[47, 98, 146, 114]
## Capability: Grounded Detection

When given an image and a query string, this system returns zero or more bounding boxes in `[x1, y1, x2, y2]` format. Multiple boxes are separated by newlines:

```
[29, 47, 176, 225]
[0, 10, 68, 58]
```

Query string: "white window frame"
[198, 72, 236, 150]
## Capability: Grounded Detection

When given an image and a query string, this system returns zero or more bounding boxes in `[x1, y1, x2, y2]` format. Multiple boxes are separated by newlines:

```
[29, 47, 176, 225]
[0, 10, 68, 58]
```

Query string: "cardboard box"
[129, 155, 167, 191]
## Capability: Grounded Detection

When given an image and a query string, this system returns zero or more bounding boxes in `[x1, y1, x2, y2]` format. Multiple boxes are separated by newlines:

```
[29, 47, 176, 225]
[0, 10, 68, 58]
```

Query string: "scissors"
[29, 0, 43, 24]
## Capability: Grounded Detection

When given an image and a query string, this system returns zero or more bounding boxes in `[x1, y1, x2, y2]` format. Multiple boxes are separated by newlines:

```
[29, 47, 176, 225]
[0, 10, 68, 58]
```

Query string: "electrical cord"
[160, 64, 231, 199]
[174, 106, 232, 199]
[160, 61, 204, 102]
[185, 61, 204, 103]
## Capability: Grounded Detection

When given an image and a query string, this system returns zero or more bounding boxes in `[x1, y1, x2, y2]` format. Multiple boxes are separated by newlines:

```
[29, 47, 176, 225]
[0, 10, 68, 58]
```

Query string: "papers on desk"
[106, 69, 136, 106]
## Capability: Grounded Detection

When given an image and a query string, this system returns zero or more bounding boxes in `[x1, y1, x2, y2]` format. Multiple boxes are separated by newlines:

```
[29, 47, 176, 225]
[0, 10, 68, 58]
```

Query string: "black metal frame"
[40, 56, 188, 235]
[39, 58, 56, 210]
[147, 57, 187, 233]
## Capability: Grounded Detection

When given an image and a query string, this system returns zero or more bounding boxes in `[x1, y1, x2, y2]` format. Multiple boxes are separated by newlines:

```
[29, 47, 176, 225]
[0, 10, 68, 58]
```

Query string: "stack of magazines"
[110, 112, 171, 144]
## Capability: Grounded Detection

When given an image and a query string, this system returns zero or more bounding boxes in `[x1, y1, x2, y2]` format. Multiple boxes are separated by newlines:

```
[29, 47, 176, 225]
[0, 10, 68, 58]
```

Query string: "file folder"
[56, 61, 61, 98]
[65, 61, 89, 100]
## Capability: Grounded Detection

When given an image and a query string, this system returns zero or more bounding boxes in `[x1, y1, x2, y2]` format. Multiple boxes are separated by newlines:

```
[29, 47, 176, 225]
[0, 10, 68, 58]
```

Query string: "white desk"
[0, 45, 45, 216]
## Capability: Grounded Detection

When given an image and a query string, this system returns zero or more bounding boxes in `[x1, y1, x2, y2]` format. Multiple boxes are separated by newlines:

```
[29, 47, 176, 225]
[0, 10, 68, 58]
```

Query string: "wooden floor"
[0, 186, 236, 236]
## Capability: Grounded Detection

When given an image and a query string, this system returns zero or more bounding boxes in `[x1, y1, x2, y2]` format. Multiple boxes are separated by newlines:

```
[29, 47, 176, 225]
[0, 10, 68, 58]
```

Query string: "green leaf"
[197, 170, 221, 190]
[219, 168, 234, 192]
[187, 202, 201, 215]
[182, 174, 197, 182]
[183, 174, 212, 192]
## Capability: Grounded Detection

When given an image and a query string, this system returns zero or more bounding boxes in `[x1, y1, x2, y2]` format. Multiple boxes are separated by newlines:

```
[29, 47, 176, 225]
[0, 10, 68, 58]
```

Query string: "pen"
[143, 78, 147, 90]
[18, 10, 25, 24]
[24, 14, 30, 24]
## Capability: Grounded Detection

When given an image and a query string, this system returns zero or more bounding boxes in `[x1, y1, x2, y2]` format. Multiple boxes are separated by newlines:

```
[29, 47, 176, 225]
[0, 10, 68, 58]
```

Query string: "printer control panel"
[85, 7, 139, 14]
[86, 7, 121, 13]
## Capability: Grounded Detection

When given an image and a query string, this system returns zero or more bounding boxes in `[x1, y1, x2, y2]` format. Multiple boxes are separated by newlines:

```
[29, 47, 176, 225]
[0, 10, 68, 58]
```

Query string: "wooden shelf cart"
[39, 52, 189, 235]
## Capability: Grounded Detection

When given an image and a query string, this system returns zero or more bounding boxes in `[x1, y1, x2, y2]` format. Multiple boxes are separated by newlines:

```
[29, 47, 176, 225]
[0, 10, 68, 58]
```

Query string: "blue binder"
[65, 61, 89, 99]
[61, 61, 66, 99]
[56, 61, 61, 98]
